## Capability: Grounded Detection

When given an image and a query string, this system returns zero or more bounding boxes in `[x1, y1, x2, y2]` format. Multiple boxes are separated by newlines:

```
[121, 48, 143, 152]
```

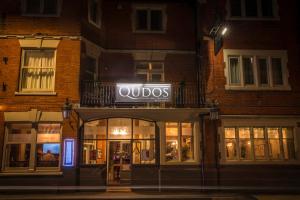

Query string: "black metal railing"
[80, 81, 199, 108]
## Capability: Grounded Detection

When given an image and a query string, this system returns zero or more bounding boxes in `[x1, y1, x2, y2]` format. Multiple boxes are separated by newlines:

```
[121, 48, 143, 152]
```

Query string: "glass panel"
[133, 119, 155, 139]
[165, 122, 179, 162]
[108, 118, 131, 139]
[253, 128, 264, 138]
[37, 124, 61, 143]
[83, 140, 106, 164]
[225, 128, 236, 138]
[84, 120, 107, 139]
[243, 57, 254, 85]
[136, 73, 148, 81]
[261, 0, 274, 17]
[267, 128, 281, 159]
[225, 139, 237, 160]
[271, 58, 283, 85]
[36, 143, 60, 167]
[257, 58, 269, 85]
[230, 0, 242, 17]
[150, 10, 162, 31]
[5, 144, 31, 168]
[282, 127, 293, 138]
[181, 123, 194, 162]
[26, 0, 41, 14]
[8, 124, 32, 143]
[151, 74, 162, 82]
[136, 63, 149, 70]
[43, 0, 58, 15]
[132, 140, 155, 164]
[283, 139, 295, 160]
[245, 0, 258, 17]
[253, 128, 266, 159]
[136, 9, 148, 30]
[229, 57, 241, 84]
[239, 128, 251, 160]
[151, 63, 163, 70]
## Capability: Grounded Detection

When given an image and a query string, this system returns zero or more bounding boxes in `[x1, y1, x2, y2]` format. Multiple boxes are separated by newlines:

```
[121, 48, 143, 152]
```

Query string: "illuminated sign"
[63, 139, 75, 167]
[115, 83, 171, 102]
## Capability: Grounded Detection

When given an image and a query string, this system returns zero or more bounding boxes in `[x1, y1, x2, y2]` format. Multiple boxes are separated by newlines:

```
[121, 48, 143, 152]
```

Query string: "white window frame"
[226, 0, 279, 20]
[88, 0, 102, 29]
[135, 61, 165, 82]
[132, 4, 167, 33]
[223, 49, 290, 91]
[18, 49, 57, 94]
[159, 122, 200, 165]
[21, 0, 62, 17]
[2, 123, 62, 173]
[220, 117, 300, 165]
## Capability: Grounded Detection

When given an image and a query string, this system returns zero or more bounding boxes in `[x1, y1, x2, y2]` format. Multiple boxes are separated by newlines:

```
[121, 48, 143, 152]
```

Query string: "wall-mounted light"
[62, 98, 72, 119]
[221, 27, 228, 36]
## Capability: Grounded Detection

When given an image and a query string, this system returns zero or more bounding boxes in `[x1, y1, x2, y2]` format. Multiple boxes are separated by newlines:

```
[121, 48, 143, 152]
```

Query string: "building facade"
[0, 0, 299, 189]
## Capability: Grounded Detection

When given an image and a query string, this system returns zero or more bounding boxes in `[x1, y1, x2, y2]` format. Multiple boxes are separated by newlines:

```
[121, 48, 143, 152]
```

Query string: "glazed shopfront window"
[2, 123, 62, 171]
[165, 122, 195, 162]
[224, 127, 296, 161]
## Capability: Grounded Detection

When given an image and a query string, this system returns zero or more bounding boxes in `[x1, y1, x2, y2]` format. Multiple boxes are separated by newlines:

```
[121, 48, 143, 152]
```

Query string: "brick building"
[0, 0, 299, 189]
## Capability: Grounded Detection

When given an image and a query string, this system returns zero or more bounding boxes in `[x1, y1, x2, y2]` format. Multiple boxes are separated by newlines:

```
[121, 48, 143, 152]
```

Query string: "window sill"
[22, 13, 60, 18]
[225, 85, 291, 91]
[15, 92, 57, 96]
[133, 30, 166, 34]
[161, 161, 200, 166]
[88, 20, 101, 29]
[0, 171, 63, 176]
[220, 160, 300, 165]
[227, 17, 280, 21]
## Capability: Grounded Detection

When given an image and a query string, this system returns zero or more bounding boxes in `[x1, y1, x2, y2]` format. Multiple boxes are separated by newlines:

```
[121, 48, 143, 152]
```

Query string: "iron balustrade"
[80, 81, 199, 108]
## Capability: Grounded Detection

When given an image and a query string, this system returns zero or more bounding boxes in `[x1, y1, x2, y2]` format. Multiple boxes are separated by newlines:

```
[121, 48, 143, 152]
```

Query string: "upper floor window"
[19, 49, 56, 93]
[133, 6, 166, 33]
[135, 62, 164, 82]
[223, 50, 290, 90]
[228, 0, 278, 20]
[224, 126, 296, 161]
[22, 0, 61, 16]
[88, 0, 101, 28]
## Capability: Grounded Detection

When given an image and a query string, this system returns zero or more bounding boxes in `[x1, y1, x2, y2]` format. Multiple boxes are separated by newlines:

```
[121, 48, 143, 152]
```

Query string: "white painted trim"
[88, 0, 102, 29]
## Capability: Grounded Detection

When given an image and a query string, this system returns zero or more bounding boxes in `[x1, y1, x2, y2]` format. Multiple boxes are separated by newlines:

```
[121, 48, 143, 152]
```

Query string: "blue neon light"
[63, 139, 74, 167]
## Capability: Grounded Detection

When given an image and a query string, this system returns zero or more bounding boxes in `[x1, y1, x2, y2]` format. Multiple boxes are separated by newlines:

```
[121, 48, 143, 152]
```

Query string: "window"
[2, 123, 61, 171]
[224, 50, 290, 90]
[135, 62, 164, 82]
[165, 122, 195, 162]
[228, 0, 277, 19]
[88, 0, 101, 28]
[134, 7, 165, 32]
[20, 49, 56, 93]
[224, 127, 296, 161]
[22, 0, 61, 16]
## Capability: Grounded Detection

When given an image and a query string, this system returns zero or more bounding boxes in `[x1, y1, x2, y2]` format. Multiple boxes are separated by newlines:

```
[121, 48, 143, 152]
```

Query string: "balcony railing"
[80, 81, 199, 108]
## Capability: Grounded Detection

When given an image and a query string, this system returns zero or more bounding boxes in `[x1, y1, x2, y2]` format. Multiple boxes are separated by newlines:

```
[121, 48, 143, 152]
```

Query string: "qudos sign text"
[115, 83, 172, 102]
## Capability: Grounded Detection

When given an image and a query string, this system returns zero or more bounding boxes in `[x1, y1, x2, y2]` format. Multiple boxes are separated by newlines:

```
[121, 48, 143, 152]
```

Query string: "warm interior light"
[227, 142, 233, 147]
[221, 27, 228, 36]
[112, 127, 128, 136]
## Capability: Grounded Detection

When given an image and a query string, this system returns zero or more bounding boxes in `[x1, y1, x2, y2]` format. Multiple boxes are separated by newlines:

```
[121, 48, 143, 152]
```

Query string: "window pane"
[36, 143, 60, 167]
[254, 139, 266, 160]
[89, 0, 99, 24]
[136, 73, 147, 81]
[225, 139, 237, 160]
[239, 128, 251, 160]
[267, 128, 281, 159]
[136, 10, 148, 30]
[151, 74, 162, 82]
[230, 0, 242, 17]
[225, 128, 236, 138]
[108, 118, 131, 139]
[85, 120, 107, 139]
[151, 63, 163, 70]
[133, 120, 155, 139]
[166, 122, 179, 162]
[150, 10, 162, 31]
[245, 0, 258, 17]
[181, 123, 194, 162]
[44, 0, 58, 15]
[136, 63, 149, 70]
[133, 140, 155, 164]
[26, 0, 41, 14]
[271, 58, 283, 85]
[253, 128, 264, 138]
[8, 124, 32, 143]
[261, 0, 274, 17]
[243, 57, 254, 85]
[257, 58, 269, 85]
[5, 144, 31, 168]
[283, 139, 295, 160]
[282, 128, 293, 138]
[37, 124, 61, 143]
[229, 57, 241, 84]
[83, 140, 106, 164]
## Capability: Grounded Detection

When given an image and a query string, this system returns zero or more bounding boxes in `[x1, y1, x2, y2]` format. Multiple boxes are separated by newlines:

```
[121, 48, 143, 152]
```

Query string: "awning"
[4, 109, 63, 123]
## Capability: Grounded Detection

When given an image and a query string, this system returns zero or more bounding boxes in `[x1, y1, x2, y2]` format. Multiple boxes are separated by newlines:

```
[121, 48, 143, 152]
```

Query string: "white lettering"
[152, 88, 162, 98]
[162, 88, 169, 97]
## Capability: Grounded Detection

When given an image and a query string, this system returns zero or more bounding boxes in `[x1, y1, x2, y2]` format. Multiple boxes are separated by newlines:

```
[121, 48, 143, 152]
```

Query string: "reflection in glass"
[165, 123, 179, 162]
[6, 144, 31, 168]
[36, 143, 60, 167]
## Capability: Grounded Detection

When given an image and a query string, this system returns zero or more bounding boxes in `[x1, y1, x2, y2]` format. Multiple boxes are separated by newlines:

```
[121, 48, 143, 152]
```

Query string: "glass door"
[107, 140, 131, 185]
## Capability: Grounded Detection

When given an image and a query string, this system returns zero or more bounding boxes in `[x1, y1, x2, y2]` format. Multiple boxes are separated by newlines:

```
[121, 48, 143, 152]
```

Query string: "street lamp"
[62, 98, 72, 119]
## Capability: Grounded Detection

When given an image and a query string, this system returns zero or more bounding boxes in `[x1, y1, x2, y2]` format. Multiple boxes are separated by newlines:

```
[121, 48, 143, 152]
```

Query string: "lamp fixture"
[62, 98, 72, 119]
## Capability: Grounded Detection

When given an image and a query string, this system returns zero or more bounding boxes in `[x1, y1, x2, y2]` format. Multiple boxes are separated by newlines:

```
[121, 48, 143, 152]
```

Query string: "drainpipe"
[76, 115, 82, 188]
[199, 114, 206, 187]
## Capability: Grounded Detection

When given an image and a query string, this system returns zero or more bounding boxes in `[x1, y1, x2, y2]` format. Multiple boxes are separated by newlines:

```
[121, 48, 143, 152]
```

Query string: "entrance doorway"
[107, 140, 131, 185]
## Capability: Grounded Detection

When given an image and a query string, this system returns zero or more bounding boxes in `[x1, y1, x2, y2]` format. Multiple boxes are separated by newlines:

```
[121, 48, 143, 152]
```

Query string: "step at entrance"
[106, 186, 132, 192]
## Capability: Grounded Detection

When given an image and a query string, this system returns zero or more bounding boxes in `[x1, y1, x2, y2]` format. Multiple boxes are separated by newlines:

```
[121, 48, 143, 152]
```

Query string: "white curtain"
[22, 50, 55, 91]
